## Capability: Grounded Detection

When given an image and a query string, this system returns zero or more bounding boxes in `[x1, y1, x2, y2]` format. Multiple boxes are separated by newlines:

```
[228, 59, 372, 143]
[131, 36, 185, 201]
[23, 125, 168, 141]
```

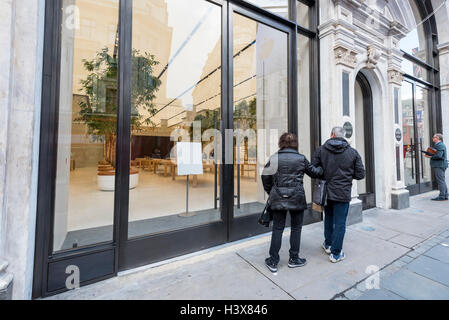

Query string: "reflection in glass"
[297, 1, 310, 28]
[399, 0, 428, 63]
[53, 0, 119, 252]
[233, 13, 288, 217]
[402, 81, 416, 186]
[416, 86, 431, 183]
[401, 59, 428, 82]
[244, 0, 289, 18]
[297, 33, 312, 200]
[128, 0, 222, 238]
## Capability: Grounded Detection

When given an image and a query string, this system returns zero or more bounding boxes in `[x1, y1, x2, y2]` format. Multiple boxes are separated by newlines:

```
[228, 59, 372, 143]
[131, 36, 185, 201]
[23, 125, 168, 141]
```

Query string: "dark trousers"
[269, 210, 304, 264]
[434, 167, 448, 198]
[324, 200, 350, 256]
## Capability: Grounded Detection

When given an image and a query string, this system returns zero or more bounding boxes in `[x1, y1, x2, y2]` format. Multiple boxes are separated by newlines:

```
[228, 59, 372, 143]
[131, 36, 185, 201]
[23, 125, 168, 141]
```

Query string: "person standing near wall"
[312, 127, 365, 263]
[427, 133, 448, 201]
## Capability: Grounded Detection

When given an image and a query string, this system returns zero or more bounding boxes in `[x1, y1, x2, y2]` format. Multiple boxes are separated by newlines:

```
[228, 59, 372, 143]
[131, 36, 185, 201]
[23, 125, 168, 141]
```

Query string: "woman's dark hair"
[278, 132, 298, 150]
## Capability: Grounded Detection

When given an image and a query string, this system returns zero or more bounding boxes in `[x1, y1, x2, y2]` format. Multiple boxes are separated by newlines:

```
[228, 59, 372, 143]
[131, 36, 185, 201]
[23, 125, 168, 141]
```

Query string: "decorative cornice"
[334, 45, 358, 69]
[388, 68, 404, 85]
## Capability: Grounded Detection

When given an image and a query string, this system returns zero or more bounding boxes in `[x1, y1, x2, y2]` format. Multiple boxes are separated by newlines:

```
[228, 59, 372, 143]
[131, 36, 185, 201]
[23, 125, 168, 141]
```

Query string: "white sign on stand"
[176, 142, 203, 217]
[177, 142, 203, 176]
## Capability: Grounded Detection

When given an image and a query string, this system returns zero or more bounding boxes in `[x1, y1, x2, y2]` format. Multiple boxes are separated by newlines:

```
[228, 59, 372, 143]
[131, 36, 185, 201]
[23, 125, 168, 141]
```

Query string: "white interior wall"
[53, 0, 76, 251]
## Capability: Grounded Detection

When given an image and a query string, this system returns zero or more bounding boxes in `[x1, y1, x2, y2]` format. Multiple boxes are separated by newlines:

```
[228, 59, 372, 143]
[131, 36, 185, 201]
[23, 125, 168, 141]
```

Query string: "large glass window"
[53, 0, 119, 252]
[400, 0, 428, 63]
[297, 1, 310, 28]
[128, 0, 222, 238]
[402, 81, 432, 188]
[232, 12, 288, 217]
[402, 81, 416, 187]
[244, 0, 288, 18]
[297, 33, 311, 200]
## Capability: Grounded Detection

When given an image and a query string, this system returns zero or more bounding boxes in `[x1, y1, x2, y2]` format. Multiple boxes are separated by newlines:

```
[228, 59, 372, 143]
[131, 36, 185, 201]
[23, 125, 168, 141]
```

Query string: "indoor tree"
[77, 47, 161, 166]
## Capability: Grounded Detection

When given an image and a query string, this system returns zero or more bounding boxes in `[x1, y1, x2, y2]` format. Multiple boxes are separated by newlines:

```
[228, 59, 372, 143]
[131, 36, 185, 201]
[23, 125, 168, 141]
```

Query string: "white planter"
[97, 173, 139, 191]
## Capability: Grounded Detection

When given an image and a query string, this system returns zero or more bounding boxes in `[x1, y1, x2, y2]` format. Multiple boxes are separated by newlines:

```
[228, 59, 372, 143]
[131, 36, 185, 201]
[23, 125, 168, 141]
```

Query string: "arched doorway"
[354, 72, 376, 209]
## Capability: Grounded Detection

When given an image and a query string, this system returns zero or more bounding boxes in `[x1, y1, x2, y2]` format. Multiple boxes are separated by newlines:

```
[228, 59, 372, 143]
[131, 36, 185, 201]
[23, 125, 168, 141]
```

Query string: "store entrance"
[401, 80, 433, 195]
[354, 72, 376, 210]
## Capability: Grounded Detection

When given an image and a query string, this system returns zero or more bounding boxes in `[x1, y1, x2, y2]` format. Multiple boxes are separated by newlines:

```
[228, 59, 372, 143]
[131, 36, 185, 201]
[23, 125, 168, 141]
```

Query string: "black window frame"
[32, 0, 320, 298]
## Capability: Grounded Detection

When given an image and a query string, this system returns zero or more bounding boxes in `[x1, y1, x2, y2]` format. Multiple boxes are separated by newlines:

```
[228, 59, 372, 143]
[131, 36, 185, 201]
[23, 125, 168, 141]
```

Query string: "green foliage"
[77, 47, 161, 135]
[76, 47, 161, 163]
[233, 97, 256, 130]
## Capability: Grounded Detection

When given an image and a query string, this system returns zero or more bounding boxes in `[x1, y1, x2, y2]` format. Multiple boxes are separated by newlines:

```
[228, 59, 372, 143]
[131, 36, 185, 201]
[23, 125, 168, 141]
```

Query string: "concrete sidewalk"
[46, 191, 449, 300]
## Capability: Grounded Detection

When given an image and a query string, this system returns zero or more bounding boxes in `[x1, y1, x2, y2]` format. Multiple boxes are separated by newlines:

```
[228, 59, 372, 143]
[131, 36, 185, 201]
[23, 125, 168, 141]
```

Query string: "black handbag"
[312, 179, 327, 208]
[258, 200, 272, 227]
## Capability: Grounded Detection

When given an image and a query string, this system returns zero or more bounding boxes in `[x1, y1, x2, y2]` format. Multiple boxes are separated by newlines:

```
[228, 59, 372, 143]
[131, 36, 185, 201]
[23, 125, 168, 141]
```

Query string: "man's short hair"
[434, 133, 443, 142]
[331, 126, 345, 138]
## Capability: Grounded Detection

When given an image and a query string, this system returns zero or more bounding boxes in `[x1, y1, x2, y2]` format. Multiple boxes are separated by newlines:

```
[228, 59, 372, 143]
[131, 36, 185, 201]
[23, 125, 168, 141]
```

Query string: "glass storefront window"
[53, 0, 119, 252]
[415, 85, 432, 184]
[297, 1, 310, 29]
[400, 0, 428, 63]
[128, 0, 222, 238]
[297, 33, 311, 200]
[401, 59, 428, 82]
[402, 81, 416, 187]
[402, 81, 432, 188]
[232, 12, 289, 217]
[244, 0, 289, 19]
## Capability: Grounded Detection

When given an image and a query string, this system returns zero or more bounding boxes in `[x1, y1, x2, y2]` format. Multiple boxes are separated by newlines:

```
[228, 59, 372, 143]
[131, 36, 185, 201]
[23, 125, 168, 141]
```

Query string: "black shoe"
[288, 257, 307, 268]
[265, 257, 278, 273]
[431, 197, 447, 201]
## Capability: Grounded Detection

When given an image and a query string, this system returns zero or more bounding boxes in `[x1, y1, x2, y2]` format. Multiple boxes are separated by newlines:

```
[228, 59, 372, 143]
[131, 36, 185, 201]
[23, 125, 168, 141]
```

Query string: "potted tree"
[77, 47, 161, 190]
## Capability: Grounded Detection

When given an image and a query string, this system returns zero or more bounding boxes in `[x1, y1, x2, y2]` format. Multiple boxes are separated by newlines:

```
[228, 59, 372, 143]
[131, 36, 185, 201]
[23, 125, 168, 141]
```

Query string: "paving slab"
[423, 245, 449, 264]
[49, 252, 293, 300]
[236, 225, 408, 295]
[389, 234, 425, 248]
[347, 221, 400, 241]
[405, 255, 449, 287]
[357, 288, 405, 300]
[382, 269, 449, 300]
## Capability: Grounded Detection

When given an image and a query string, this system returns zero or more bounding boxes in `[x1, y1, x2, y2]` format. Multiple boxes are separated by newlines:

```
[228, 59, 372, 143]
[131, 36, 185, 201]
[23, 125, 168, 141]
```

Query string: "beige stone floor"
[65, 166, 261, 231]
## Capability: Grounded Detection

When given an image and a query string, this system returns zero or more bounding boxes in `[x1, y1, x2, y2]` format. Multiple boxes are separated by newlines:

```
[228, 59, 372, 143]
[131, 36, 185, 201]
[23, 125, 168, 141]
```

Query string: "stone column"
[319, 3, 362, 225]
[388, 67, 410, 209]
[0, 0, 15, 300]
[0, 0, 46, 299]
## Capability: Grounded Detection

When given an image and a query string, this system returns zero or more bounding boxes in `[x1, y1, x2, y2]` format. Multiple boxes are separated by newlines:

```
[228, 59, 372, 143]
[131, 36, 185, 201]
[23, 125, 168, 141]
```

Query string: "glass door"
[228, 3, 292, 240]
[401, 80, 433, 195]
[119, 0, 227, 270]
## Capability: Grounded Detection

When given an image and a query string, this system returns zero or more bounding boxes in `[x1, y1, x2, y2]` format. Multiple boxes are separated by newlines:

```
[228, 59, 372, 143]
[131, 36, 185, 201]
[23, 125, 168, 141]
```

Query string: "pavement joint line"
[234, 252, 297, 300]
[335, 227, 449, 300]
[332, 248, 414, 300]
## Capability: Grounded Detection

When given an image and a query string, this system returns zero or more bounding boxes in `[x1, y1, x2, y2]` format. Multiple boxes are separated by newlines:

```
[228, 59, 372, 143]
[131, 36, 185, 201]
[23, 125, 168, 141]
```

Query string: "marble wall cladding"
[0, 0, 14, 258]
[0, 0, 45, 299]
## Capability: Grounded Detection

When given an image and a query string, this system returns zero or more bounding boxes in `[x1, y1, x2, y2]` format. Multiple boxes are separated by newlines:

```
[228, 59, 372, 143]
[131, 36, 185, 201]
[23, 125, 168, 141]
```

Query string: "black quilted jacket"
[261, 148, 323, 211]
[311, 138, 366, 202]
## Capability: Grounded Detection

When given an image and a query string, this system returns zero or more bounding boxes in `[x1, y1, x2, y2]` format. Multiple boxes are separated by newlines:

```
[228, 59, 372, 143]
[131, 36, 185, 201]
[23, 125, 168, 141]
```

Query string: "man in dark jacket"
[312, 127, 365, 263]
[427, 133, 448, 201]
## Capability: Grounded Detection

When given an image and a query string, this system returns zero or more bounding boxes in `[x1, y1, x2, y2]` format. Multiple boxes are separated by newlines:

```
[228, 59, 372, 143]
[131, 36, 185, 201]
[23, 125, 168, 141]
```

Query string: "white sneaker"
[322, 242, 331, 254]
[329, 251, 345, 263]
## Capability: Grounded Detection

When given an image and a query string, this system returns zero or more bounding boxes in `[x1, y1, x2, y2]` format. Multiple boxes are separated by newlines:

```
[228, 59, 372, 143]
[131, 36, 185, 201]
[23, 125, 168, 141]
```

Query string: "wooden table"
[240, 163, 257, 181]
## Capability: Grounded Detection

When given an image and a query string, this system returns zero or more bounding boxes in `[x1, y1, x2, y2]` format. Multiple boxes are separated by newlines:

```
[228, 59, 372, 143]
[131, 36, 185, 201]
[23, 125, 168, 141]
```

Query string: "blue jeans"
[324, 200, 350, 256]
